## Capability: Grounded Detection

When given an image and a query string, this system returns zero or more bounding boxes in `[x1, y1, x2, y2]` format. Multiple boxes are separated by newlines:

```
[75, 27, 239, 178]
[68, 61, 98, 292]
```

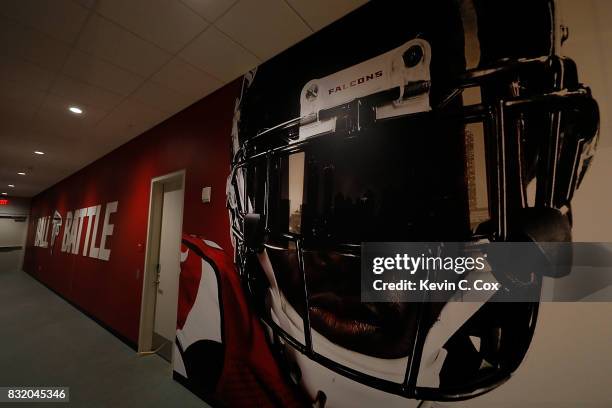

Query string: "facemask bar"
[455, 55, 598, 241]
[228, 54, 598, 401]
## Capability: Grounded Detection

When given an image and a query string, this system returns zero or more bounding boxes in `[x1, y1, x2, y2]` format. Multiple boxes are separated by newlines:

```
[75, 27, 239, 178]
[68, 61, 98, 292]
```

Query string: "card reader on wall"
[202, 187, 211, 203]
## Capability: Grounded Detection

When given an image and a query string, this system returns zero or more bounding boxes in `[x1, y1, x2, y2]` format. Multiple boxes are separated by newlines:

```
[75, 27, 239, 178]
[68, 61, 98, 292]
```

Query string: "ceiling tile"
[0, 0, 90, 44]
[180, 26, 259, 82]
[0, 80, 46, 105]
[32, 94, 109, 138]
[77, 15, 172, 77]
[0, 17, 72, 71]
[62, 49, 146, 95]
[131, 81, 199, 114]
[0, 132, 60, 187]
[0, 113, 36, 136]
[0, 56, 56, 91]
[215, 0, 312, 60]
[0, 115, 79, 162]
[0, 118, 64, 169]
[50, 75, 124, 111]
[38, 91, 109, 121]
[97, 98, 167, 133]
[93, 98, 172, 150]
[0, 80, 46, 119]
[0, 142, 33, 177]
[151, 57, 223, 97]
[0, 132, 83, 178]
[0, 133, 36, 161]
[0, 101, 41, 123]
[286, 0, 367, 31]
[0, 133, 59, 196]
[96, 0, 209, 53]
[180, 0, 237, 22]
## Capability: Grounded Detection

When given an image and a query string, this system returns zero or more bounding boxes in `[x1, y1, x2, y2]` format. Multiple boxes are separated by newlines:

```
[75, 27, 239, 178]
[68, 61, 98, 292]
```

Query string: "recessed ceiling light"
[69, 106, 83, 114]
[8, 184, 15, 188]
[34, 151, 45, 155]
[18, 172, 26, 176]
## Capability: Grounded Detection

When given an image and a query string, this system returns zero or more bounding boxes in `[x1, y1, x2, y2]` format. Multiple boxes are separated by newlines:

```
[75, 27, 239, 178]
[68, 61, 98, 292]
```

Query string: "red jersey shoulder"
[178, 234, 234, 329]
[182, 234, 233, 269]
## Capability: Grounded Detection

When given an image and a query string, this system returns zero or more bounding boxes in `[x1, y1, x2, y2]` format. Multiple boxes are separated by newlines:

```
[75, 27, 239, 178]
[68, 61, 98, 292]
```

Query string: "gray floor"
[0, 269, 210, 408]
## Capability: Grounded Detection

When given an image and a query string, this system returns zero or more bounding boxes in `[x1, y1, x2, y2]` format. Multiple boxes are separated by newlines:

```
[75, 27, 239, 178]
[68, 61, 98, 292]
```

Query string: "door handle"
[154, 264, 161, 286]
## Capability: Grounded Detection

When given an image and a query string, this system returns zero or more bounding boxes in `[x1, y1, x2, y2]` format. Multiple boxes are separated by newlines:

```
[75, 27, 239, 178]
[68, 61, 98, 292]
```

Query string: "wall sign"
[0, 199, 8, 205]
[33, 201, 118, 261]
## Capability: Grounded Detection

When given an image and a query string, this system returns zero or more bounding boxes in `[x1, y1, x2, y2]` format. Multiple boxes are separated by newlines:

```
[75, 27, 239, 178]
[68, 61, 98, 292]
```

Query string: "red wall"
[23, 80, 241, 344]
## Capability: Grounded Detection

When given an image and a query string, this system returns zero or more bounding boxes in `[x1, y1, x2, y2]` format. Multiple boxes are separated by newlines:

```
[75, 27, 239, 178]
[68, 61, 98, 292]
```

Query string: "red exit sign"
[0, 199, 9, 205]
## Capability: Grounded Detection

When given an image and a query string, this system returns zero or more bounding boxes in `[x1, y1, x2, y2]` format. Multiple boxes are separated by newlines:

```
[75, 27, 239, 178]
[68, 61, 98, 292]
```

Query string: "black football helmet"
[226, 0, 599, 404]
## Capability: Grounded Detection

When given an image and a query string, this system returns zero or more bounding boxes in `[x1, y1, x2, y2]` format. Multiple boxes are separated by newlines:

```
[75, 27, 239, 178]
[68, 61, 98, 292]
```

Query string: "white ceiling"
[0, 0, 367, 197]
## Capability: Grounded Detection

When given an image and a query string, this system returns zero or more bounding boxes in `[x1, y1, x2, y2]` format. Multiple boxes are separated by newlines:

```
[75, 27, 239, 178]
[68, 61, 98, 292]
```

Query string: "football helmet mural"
[226, 0, 599, 406]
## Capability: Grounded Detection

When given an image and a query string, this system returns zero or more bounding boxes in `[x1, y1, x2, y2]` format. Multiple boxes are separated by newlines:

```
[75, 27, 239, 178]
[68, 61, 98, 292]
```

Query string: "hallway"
[0, 269, 208, 408]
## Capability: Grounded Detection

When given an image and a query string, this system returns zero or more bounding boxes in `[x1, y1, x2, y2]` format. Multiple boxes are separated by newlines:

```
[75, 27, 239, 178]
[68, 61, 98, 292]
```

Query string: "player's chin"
[308, 301, 418, 359]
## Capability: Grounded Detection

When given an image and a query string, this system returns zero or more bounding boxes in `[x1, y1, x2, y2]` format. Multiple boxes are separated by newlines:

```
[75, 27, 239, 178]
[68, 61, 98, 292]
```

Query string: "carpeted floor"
[0, 269, 209, 408]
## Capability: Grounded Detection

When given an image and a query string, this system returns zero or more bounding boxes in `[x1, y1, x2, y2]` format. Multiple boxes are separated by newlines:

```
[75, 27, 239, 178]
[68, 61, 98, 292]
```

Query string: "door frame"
[138, 169, 186, 356]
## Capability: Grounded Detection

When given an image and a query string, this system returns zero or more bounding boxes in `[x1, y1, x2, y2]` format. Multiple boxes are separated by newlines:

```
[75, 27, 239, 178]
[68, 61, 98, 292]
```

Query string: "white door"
[153, 181, 184, 347]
